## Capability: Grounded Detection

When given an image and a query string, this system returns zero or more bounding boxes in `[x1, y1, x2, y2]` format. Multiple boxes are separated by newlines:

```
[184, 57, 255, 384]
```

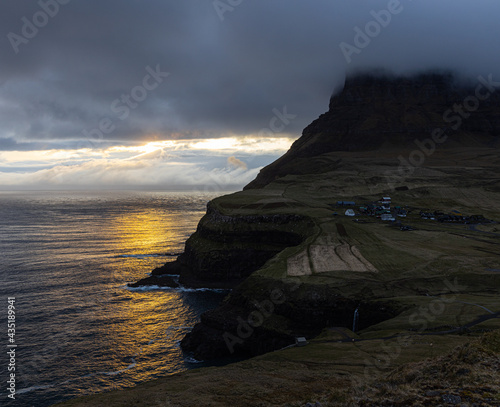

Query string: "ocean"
[0, 190, 230, 407]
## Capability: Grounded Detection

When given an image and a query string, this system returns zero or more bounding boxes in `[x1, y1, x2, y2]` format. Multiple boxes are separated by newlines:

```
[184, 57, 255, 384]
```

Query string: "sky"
[1, 0, 500, 190]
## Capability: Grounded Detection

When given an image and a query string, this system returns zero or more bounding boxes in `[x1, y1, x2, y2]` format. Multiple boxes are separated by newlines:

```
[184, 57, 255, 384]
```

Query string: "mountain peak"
[330, 71, 456, 110]
[245, 71, 500, 189]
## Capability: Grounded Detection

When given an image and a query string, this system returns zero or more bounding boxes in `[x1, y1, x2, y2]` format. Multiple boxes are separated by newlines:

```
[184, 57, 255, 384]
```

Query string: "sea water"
[0, 190, 230, 407]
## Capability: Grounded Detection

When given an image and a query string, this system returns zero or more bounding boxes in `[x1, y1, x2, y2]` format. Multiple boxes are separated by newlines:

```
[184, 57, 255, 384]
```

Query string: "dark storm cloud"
[1, 0, 500, 150]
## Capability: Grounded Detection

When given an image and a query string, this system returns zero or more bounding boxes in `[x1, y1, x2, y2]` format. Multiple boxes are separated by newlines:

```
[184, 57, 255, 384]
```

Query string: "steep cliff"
[130, 198, 315, 289]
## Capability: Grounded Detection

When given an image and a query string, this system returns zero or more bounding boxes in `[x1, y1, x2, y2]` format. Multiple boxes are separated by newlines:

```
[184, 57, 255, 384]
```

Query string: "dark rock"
[180, 302, 296, 360]
[180, 277, 403, 360]
[442, 394, 462, 405]
[151, 261, 181, 276]
[127, 274, 179, 288]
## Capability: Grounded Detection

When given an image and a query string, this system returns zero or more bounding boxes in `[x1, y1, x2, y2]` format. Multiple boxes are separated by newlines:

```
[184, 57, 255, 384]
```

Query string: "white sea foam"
[124, 284, 230, 293]
[17, 384, 54, 394]
[125, 284, 173, 291]
[98, 358, 136, 375]
[176, 285, 230, 293]
[184, 356, 204, 364]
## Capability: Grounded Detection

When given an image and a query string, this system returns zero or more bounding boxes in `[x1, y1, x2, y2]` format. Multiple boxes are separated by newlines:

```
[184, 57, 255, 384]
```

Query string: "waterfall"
[352, 307, 359, 332]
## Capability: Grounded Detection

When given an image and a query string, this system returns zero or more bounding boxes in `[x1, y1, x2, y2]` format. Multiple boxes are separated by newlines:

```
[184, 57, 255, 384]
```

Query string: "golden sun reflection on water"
[109, 207, 203, 256]
[95, 205, 213, 382]
[105, 290, 194, 384]
[113, 210, 174, 253]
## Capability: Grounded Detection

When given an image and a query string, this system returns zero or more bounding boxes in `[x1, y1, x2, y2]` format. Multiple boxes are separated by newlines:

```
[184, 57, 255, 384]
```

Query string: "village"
[333, 196, 494, 231]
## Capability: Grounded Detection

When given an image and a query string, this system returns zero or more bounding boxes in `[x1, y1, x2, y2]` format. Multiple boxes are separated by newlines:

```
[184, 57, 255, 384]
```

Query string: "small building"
[378, 197, 390, 210]
[295, 337, 308, 347]
[345, 209, 356, 217]
[381, 213, 395, 221]
[337, 201, 356, 206]
[420, 211, 435, 220]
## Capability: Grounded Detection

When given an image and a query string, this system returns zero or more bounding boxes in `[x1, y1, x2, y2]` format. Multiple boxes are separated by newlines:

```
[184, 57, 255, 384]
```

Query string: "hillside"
[179, 145, 500, 360]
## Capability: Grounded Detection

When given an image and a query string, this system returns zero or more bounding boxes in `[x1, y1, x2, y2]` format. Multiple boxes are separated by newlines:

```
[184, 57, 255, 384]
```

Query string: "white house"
[381, 213, 395, 221]
[380, 196, 391, 210]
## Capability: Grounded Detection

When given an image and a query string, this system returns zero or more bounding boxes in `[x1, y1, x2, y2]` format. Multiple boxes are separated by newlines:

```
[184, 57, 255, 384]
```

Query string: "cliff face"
[134, 199, 315, 289]
[181, 276, 404, 359]
[132, 71, 500, 362]
[245, 72, 500, 189]
[175, 202, 313, 286]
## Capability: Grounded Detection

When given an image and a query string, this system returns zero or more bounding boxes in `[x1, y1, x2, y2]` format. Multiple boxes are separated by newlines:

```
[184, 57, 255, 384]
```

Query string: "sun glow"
[190, 138, 240, 150]
[0, 136, 294, 189]
[108, 141, 181, 156]
[106, 137, 294, 158]
[190, 137, 293, 153]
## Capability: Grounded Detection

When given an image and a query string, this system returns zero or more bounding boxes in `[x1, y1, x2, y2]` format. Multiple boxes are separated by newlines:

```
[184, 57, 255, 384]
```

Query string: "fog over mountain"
[1, 0, 499, 188]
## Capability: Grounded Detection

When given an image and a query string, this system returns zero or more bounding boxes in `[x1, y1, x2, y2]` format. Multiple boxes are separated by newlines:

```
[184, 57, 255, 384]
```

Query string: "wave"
[98, 358, 136, 376]
[17, 384, 53, 394]
[124, 284, 230, 294]
[18, 327, 211, 397]
[125, 284, 174, 291]
[184, 356, 204, 364]
[18, 355, 140, 395]
[176, 286, 230, 293]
